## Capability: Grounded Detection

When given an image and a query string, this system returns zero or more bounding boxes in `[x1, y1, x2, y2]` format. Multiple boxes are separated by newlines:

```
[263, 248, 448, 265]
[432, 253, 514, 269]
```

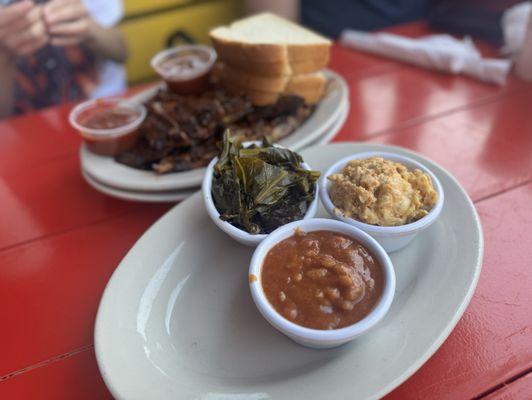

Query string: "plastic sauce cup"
[151, 45, 217, 95]
[69, 98, 146, 156]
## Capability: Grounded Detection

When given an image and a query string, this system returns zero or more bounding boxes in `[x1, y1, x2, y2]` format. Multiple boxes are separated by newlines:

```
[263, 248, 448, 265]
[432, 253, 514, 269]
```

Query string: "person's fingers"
[27, 5, 43, 23]
[0, 5, 42, 38]
[43, 2, 86, 26]
[47, 18, 88, 37]
[0, 1, 33, 28]
[4, 19, 48, 52]
[43, 0, 74, 15]
[0, 12, 32, 37]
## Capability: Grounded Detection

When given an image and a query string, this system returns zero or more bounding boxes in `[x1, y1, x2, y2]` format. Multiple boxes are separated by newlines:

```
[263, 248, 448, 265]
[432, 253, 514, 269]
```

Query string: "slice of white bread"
[222, 84, 325, 106]
[219, 64, 327, 105]
[222, 57, 327, 77]
[211, 13, 331, 76]
[220, 64, 326, 93]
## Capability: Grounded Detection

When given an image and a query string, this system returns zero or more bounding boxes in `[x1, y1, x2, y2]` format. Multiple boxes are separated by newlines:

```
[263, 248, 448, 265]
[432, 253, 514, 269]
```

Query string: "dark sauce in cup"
[152, 45, 216, 95]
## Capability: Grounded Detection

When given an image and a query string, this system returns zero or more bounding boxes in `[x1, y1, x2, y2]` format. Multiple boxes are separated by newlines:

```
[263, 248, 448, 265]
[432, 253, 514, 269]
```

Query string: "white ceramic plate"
[81, 169, 195, 203]
[312, 100, 349, 146]
[95, 143, 483, 400]
[81, 102, 349, 202]
[81, 70, 349, 192]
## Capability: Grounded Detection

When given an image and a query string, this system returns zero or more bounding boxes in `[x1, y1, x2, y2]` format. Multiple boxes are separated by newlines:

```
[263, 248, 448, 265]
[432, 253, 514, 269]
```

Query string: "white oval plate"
[95, 143, 483, 400]
[81, 169, 195, 203]
[81, 70, 349, 192]
[312, 100, 349, 146]
[82, 101, 349, 203]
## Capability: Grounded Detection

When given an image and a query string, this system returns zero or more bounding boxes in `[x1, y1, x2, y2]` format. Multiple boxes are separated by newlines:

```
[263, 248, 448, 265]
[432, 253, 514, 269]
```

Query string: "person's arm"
[43, 0, 127, 63]
[0, 1, 49, 118]
[85, 22, 127, 63]
[0, 51, 16, 118]
[244, 0, 299, 21]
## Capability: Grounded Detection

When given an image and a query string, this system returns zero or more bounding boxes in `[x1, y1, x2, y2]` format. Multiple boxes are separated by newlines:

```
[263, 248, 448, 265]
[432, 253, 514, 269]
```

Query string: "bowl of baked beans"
[248, 218, 395, 348]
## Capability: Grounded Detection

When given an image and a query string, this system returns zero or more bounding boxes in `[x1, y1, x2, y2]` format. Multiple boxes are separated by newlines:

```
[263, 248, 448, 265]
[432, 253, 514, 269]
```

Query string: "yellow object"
[121, 0, 242, 84]
[124, 0, 190, 16]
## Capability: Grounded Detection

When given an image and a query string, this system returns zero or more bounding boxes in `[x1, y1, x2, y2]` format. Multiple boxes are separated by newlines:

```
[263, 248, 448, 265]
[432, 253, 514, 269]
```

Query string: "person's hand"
[0, 1, 49, 57]
[43, 0, 95, 46]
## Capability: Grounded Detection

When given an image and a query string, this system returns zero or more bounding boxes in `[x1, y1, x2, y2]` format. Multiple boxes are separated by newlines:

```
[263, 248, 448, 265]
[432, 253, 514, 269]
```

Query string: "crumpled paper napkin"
[340, 30, 511, 85]
[502, 1, 532, 55]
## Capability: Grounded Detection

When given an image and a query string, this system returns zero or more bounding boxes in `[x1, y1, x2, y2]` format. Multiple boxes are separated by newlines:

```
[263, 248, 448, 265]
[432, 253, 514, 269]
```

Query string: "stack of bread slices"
[210, 13, 332, 106]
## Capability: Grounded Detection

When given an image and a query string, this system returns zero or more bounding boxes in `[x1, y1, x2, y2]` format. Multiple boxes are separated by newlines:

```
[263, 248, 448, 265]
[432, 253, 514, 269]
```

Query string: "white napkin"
[340, 30, 511, 85]
[502, 2, 532, 55]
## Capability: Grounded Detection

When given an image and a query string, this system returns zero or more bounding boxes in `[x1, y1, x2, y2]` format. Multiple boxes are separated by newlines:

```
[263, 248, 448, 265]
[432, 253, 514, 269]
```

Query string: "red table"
[1, 22, 531, 399]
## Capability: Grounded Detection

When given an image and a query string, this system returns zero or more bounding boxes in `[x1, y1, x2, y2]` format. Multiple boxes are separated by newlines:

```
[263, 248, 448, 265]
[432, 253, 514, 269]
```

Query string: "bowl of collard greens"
[202, 132, 320, 246]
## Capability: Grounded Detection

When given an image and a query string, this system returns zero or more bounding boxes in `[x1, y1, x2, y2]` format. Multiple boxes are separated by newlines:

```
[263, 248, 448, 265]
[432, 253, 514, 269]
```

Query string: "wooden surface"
[0, 22, 531, 399]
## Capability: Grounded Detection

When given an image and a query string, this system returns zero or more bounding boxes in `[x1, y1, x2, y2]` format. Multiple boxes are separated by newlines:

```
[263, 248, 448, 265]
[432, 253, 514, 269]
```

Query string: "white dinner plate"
[81, 169, 196, 203]
[82, 101, 349, 203]
[95, 143, 483, 399]
[312, 100, 349, 146]
[81, 70, 349, 192]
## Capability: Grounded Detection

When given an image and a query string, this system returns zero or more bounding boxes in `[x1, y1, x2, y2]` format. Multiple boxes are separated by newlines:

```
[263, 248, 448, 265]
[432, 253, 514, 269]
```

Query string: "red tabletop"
[1, 22, 531, 399]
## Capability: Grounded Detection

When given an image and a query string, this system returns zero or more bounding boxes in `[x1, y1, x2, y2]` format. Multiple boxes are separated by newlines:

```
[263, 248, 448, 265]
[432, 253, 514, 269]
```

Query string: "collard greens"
[212, 132, 320, 234]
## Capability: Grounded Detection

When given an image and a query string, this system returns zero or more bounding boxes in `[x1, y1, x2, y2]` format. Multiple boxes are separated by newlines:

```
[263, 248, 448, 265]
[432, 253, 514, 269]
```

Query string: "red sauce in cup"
[151, 45, 216, 95]
[69, 99, 146, 156]
[81, 128, 141, 157]
[80, 107, 139, 130]
[157, 51, 210, 76]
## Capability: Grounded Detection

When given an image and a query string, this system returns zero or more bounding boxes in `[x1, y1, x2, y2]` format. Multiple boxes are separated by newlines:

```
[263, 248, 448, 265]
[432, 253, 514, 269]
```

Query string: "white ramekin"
[202, 147, 319, 247]
[249, 218, 395, 348]
[319, 152, 444, 253]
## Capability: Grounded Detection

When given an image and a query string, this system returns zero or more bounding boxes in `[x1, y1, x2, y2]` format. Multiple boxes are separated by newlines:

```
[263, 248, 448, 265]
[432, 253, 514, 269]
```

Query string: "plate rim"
[81, 70, 349, 192]
[94, 142, 483, 400]
[305, 143, 484, 399]
[313, 100, 349, 146]
[82, 101, 349, 204]
[81, 168, 196, 203]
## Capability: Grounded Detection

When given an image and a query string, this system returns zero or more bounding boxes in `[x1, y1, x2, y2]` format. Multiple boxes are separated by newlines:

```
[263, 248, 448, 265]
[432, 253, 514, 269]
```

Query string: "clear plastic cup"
[69, 98, 146, 156]
[150, 45, 217, 95]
